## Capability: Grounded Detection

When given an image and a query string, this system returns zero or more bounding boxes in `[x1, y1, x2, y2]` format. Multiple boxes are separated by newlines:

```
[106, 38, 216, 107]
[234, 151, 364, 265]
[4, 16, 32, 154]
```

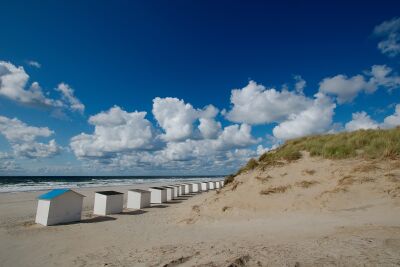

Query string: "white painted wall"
[208, 181, 215, 190]
[191, 183, 200, 193]
[164, 187, 173, 201]
[36, 191, 84, 226]
[149, 188, 167, 203]
[200, 182, 208, 191]
[127, 190, 150, 209]
[94, 193, 123, 215]
[172, 186, 179, 198]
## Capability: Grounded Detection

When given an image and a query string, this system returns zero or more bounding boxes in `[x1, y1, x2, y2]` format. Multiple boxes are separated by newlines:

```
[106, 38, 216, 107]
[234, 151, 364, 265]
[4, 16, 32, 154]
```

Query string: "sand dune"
[1, 153, 400, 266]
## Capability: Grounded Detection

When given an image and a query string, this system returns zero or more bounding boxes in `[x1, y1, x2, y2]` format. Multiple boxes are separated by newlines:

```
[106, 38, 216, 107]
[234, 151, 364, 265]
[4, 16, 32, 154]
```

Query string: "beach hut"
[94, 191, 124, 216]
[183, 184, 191, 194]
[171, 185, 180, 196]
[200, 182, 208, 191]
[215, 181, 220, 189]
[191, 183, 200, 193]
[177, 184, 185, 195]
[162, 186, 174, 201]
[220, 180, 225, 187]
[149, 187, 167, 203]
[208, 181, 215, 190]
[127, 189, 151, 209]
[35, 189, 85, 226]
[170, 186, 179, 198]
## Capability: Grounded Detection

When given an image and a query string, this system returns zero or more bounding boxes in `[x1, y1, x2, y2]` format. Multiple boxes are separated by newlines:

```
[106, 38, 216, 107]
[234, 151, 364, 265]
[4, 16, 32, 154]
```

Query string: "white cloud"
[13, 140, 60, 158]
[27, 60, 41, 68]
[345, 111, 379, 132]
[273, 93, 336, 140]
[152, 97, 222, 141]
[319, 65, 400, 104]
[319, 74, 368, 104]
[70, 100, 258, 173]
[198, 105, 221, 139]
[0, 61, 85, 115]
[224, 80, 311, 124]
[373, 17, 400, 57]
[214, 123, 258, 150]
[0, 115, 53, 142]
[0, 115, 61, 158]
[55, 83, 85, 113]
[294, 75, 306, 93]
[70, 106, 156, 158]
[382, 104, 400, 128]
[344, 105, 400, 132]
[152, 97, 199, 141]
[0, 61, 63, 108]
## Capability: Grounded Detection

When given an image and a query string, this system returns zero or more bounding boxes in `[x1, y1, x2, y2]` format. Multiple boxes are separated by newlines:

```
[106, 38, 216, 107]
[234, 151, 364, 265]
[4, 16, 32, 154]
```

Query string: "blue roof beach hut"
[35, 189, 85, 226]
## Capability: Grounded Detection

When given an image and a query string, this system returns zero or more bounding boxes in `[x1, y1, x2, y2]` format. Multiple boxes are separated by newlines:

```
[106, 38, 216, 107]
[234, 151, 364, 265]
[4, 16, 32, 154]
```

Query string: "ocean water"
[0, 176, 224, 193]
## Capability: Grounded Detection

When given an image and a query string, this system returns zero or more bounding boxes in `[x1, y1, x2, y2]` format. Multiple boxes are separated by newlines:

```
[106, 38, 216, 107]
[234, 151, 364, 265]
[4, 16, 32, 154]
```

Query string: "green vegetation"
[224, 174, 236, 185]
[234, 127, 400, 176]
[281, 127, 400, 160]
[236, 158, 259, 175]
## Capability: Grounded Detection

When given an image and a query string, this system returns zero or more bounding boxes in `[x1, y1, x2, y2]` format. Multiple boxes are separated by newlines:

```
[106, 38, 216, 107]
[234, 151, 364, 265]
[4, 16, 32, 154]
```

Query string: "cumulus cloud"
[152, 97, 199, 141]
[152, 97, 222, 141]
[70, 101, 258, 173]
[55, 83, 85, 113]
[0, 61, 85, 115]
[273, 93, 336, 140]
[345, 112, 379, 131]
[0, 61, 63, 108]
[70, 106, 157, 158]
[0, 115, 61, 158]
[373, 17, 400, 57]
[294, 75, 306, 93]
[344, 105, 400, 132]
[198, 105, 221, 139]
[27, 60, 41, 68]
[214, 124, 258, 150]
[224, 80, 311, 124]
[319, 65, 400, 104]
[382, 104, 400, 128]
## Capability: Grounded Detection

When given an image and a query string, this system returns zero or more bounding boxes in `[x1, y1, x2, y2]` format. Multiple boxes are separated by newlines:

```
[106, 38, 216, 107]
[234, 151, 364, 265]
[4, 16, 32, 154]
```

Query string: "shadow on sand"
[119, 210, 148, 215]
[56, 216, 117, 226]
[150, 204, 169, 209]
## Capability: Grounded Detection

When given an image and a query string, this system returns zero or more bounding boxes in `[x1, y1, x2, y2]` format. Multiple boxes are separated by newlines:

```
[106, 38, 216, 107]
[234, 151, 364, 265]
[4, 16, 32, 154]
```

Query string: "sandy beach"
[1, 153, 400, 267]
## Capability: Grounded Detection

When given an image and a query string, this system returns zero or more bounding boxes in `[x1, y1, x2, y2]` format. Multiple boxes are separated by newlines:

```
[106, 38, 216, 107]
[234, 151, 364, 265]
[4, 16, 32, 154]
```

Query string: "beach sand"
[1, 155, 400, 266]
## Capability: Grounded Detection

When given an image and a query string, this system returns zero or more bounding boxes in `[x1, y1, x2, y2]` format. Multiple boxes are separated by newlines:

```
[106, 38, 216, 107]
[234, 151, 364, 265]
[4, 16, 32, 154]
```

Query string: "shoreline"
[0, 176, 223, 194]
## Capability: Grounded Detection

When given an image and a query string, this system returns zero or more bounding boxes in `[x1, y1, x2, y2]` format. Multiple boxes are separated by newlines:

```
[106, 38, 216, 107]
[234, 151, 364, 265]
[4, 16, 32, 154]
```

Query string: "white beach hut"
[149, 187, 167, 203]
[172, 185, 181, 198]
[200, 182, 208, 192]
[94, 191, 124, 216]
[191, 183, 200, 193]
[162, 186, 174, 201]
[127, 189, 151, 209]
[215, 181, 220, 189]
[167, 185, 178, 199]
[208, 181, 215, 190]
[178, 184, 185, 195]
[35, 189, 85, 226]
[183, 184, 192, 194]
[220, 180, 225, 187]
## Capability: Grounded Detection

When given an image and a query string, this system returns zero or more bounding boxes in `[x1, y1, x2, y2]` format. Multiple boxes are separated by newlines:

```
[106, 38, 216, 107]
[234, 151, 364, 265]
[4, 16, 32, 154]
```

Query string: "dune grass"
[232, 127, 400, 177]
[260, 185, 291, 195]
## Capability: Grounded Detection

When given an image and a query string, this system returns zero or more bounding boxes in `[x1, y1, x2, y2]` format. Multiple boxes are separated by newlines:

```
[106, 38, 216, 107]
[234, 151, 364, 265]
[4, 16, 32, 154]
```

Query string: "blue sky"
[0, 1, 400, 175]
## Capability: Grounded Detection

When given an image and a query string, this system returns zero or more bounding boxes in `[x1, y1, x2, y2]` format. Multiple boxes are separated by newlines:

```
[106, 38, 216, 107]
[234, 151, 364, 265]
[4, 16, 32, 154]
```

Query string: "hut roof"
[38, 189, 85, 200]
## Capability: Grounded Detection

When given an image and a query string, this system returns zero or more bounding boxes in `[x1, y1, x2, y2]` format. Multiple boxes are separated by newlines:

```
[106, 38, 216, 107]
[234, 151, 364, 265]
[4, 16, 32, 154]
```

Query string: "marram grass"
[224, 127, 400, 184]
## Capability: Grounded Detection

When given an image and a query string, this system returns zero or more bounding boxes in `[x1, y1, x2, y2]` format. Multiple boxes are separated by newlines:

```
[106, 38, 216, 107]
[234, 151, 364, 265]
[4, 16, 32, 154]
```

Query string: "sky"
[0, 0, 400, 175]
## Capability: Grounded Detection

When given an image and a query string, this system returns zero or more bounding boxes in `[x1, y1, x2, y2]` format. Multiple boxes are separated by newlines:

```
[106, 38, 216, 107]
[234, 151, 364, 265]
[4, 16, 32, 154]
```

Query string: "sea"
[0, 176, 224, 193]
